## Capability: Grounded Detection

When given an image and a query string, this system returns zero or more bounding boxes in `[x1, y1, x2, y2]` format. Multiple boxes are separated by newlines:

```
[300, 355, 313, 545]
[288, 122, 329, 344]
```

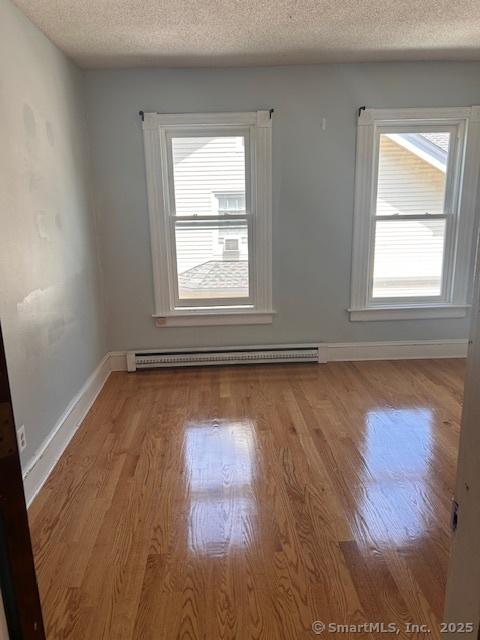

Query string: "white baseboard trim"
[109, 350, 128, 371]
[23, 340, 467, 506]
[23, 353, 113, 506]
[324, 339, 468, 361]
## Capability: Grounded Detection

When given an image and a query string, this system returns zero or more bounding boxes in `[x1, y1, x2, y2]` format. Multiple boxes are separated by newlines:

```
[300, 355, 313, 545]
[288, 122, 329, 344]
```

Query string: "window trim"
[349, 106, 480, 321]
[142, 111, 273, 326]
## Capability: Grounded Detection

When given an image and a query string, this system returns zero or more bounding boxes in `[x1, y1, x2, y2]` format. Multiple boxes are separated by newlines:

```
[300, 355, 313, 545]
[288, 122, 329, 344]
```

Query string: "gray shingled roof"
[179, 260, 248, 292]
[419, 132, 449, 152]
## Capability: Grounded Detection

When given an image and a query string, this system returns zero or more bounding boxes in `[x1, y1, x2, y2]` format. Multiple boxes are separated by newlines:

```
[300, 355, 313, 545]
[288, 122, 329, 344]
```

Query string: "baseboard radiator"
[126, 344, 325, 371]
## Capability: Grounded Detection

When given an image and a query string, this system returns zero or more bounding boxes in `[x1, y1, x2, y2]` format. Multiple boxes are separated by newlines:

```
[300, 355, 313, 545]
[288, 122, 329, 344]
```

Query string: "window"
[224, 238, 239, 252]
[350, 107, 480, 320]
[142, 111, 273, 327]
[214, 191, 246, 214]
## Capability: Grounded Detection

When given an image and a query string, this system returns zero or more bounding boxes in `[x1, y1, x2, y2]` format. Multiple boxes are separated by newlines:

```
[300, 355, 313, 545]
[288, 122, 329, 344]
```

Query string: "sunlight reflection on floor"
[357, 408, 436, 545]
[184, 419, 257, 556]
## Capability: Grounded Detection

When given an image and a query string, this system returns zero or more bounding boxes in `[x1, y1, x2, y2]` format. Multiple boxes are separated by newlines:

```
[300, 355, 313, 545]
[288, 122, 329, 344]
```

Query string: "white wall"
[0, 0, 106, 471]
[84, 63, 480, 352]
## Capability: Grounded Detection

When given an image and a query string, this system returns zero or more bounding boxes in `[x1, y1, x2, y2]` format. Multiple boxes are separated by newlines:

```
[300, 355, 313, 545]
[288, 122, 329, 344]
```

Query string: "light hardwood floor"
[28, 359, 465, 639]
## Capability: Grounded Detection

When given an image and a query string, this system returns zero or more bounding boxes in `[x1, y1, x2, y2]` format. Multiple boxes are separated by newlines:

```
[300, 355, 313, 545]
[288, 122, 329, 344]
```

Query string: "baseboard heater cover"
[126, 344, 326, 371]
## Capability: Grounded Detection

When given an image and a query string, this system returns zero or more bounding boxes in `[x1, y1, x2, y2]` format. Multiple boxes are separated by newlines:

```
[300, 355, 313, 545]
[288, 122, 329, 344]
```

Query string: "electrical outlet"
[17, 425, 27, 452]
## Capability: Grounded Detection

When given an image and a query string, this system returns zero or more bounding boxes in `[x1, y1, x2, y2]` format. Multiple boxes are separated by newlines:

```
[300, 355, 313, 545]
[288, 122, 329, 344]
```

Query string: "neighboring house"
[172, 136, 249, 299]
[373, 131, 449, 298]
[377, 133, 447, 216]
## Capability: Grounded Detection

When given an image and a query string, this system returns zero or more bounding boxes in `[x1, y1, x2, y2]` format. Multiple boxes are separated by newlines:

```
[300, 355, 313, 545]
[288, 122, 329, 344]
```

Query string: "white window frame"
[350, 106, 480, 321]
[142, 111, 273, 327]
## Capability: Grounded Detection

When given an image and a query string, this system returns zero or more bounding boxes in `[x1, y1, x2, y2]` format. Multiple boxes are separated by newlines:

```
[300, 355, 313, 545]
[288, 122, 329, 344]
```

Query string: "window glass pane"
[372, 218, 446, 298]
[175, 220, 249, 300]
[376, 132, 451, 216]
[172, 136, 246, 216]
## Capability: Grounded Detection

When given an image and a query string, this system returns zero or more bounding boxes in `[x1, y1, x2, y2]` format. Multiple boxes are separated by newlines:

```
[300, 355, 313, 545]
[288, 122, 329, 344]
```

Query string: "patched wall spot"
[46, 121, 55, 146]
[23, 104, 36, 138]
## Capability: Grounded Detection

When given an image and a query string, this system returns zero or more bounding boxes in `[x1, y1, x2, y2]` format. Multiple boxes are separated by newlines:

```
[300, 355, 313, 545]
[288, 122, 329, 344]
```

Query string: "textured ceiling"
[14, 0, 480, 68]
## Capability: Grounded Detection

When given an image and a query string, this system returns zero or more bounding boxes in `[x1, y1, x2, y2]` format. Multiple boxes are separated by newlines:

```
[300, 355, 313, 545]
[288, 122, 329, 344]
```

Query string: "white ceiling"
[14, 0, 480, 69]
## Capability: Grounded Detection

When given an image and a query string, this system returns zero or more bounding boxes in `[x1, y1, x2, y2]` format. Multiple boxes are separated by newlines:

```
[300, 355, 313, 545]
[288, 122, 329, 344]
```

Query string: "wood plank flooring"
[28, 359, 465, 639]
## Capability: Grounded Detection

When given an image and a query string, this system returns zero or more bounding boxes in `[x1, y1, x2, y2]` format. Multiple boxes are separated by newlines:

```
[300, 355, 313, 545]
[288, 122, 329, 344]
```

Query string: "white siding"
[373, 219, 446, 297]
[172, 136, 246, 215]
[376, 136, 446, 216]
[175, 227, 215, 274]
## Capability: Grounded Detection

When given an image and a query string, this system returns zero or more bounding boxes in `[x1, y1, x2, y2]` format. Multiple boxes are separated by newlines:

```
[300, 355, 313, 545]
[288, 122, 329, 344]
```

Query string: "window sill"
[349, 304, 470, 321]
[153, 310, 275, 327]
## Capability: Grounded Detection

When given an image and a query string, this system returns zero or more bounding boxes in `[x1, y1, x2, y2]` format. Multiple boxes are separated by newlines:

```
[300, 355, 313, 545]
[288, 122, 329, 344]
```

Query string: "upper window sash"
[164, 127, 253, 219]
[372, 123, 462, 219]
[350, 106, 480, 320]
